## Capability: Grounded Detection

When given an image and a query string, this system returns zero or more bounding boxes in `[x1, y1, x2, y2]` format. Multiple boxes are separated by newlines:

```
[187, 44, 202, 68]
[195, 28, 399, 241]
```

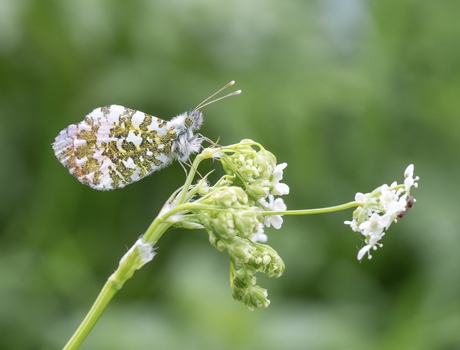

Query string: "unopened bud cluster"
[170, 140, 289, 310]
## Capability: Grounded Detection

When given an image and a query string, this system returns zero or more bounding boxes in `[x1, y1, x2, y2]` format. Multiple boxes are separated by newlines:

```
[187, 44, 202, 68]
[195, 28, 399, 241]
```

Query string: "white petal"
[358, 245, 372, 260]
[273, 197, 287, 211]
[273, 183, 290, 195]
[273, 163, 287, 180]
[404, 164, 414, 178]
[270, 215, 284, 229]
[251, 231, 268, 243]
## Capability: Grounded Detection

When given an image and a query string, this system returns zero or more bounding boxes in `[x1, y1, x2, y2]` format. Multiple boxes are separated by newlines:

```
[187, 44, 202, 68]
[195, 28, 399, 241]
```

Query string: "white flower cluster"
[345, 164, 419, 260]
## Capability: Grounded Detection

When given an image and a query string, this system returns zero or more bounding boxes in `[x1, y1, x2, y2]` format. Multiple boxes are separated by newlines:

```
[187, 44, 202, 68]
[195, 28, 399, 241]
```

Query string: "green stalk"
[63, 214, 172, 349]
[63, 263, 130, 349]
[262, 201, 361, 216]
[63, 168, 199, 349]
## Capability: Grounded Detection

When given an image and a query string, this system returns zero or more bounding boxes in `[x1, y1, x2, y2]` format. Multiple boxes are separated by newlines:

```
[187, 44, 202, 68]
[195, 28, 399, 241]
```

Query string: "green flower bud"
[231, 267, 255, 289]
[245, 185, 269, 202]
[233, 208, 263, 239]
[230, 268, 270, 310]
[231, 276, 270, 311]
[243, 244, 285, 278]
[227, 238, 255, 263]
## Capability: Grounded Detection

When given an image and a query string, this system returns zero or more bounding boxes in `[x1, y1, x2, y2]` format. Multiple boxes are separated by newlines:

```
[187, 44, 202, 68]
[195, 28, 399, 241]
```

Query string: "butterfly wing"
[53, 105, 178, 190]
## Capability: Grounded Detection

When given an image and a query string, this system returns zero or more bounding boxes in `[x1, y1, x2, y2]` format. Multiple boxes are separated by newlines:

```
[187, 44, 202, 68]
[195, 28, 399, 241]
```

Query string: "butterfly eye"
[184, 116, 195, 127]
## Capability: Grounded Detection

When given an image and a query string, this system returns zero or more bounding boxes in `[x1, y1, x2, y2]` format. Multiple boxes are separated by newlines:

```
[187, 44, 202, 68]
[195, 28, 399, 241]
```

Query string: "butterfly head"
[171, 81, 241, 162]
[184, 109, 204, 131]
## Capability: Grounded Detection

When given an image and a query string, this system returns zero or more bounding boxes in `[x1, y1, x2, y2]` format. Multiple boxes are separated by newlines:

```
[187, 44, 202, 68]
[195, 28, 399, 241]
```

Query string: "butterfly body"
[52, 81, 240, 190]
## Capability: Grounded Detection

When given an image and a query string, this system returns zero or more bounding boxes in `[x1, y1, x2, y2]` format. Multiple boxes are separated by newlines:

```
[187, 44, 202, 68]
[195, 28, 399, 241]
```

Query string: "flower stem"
[175, 155, 203, 204]
[64, 210, 174, 349]
[63, 272, 121, 349]
[262, 201, 361, 216]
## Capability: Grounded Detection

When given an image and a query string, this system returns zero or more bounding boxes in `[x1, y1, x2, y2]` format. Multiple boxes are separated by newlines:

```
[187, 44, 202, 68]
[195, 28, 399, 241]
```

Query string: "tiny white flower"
[357, 244, 373, 260]
[354, 223, 386, 260]
[273, 163, 287, 181]
[379, 185, 397, 205]
[378, 213, 394, 230]
[272, 183, 290, 196]
[270, 163, 290, 195]
[357, 239, 383, 260]
[359, 213, 384, 237]
[260, 195, 287, 229]
[344, 218, 359, 232]
[404, 164, 414, 178]
[404, 164, 419, 193]
[355, 192, 366, 202]
[384, 195, 407, 217]
[251, 225, 268, 243]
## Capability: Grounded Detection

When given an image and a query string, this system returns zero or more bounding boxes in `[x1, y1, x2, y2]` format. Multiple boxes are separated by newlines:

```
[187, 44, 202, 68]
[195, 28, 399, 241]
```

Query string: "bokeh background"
[1, 0, 459, 349]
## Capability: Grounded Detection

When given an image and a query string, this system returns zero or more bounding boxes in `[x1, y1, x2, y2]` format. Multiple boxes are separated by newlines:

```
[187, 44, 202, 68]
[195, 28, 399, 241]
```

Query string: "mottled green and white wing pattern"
[53, 105, 203, 190]
[53, 81, 240, 190]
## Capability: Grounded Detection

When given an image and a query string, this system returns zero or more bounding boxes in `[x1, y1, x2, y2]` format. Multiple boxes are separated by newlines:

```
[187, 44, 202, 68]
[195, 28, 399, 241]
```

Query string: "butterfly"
[52, 81, 240, 190]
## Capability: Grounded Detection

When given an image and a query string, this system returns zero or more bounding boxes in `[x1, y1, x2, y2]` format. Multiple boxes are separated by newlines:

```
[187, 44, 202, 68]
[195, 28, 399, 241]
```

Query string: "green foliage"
[1, 0, 459, 349]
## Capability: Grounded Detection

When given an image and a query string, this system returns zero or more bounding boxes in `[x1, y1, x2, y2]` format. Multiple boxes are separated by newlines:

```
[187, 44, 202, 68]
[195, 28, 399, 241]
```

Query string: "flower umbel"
[345, 164, 419, 260]
[168, 140, 288, 309]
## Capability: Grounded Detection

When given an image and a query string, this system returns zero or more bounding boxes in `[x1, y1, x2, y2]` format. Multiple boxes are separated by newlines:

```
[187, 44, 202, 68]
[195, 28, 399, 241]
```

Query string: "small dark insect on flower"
[397, 196, 415, 219]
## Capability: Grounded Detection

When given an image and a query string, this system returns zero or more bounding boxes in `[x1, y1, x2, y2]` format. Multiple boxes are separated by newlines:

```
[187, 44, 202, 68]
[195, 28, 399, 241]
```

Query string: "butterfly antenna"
[194, 80, 242, 110]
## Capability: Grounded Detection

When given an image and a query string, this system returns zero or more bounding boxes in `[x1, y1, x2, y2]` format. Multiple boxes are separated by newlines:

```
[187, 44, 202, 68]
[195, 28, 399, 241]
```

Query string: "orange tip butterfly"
[53, 81, 241, 190]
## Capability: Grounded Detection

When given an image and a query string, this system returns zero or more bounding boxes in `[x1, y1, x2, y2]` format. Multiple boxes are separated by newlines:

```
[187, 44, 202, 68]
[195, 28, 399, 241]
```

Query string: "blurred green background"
[1, 0, 459, 349]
